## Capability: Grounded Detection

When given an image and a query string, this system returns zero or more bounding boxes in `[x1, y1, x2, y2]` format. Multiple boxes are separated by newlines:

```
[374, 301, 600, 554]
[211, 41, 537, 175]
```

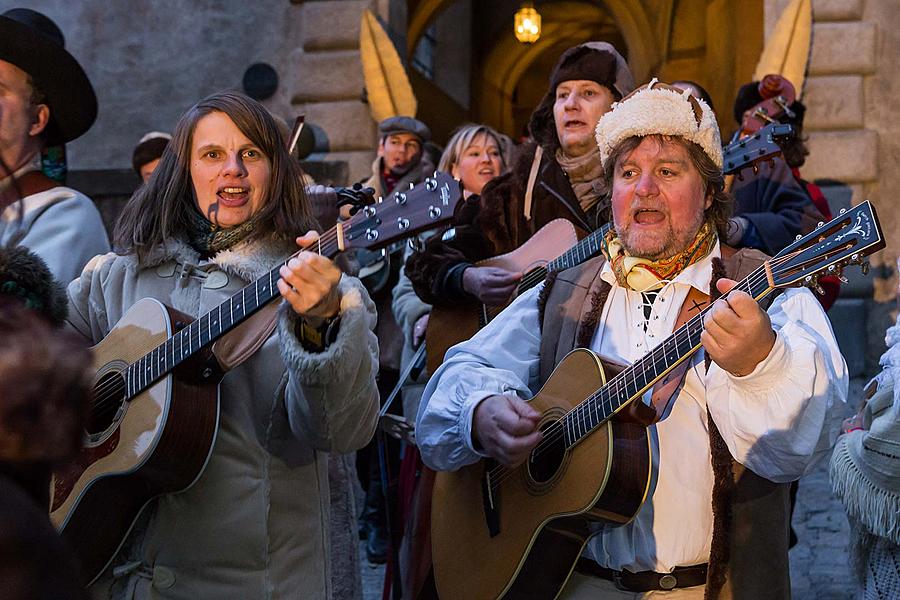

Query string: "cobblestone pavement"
[789, 377, 864, 600]
[362, 378, 867, 600]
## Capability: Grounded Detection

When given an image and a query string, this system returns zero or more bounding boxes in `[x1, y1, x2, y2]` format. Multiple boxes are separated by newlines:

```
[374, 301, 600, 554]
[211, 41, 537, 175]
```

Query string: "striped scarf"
[186, 208, 259, 257]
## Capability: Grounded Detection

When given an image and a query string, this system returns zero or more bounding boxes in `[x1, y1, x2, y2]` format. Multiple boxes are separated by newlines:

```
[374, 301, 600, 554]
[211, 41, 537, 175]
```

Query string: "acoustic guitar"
[430, 201, 884, 600]
[50, 172, 462, 585]
[426, 122, 793, 374]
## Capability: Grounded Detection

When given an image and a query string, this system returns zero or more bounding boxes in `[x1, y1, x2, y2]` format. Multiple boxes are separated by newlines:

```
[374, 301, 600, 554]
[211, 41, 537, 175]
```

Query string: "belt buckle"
[611, 571, 629, 592]
[659, 573, 678, 590]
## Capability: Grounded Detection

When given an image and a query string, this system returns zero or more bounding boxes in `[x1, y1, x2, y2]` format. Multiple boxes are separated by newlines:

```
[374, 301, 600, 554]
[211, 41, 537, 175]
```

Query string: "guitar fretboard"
[560, 263, 772, 447]
[124, 232, 345, 399]
[546, 226, 606, 275]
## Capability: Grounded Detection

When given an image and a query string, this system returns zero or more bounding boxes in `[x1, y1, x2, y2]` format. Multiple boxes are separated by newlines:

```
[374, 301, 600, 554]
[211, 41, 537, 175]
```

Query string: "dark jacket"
[730, 158, 823, 255]
[405, 141, 603, 306]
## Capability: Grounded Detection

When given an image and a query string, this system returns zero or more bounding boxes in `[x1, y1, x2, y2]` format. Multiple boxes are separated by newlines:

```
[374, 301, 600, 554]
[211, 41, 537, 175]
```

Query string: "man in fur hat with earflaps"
[416, 80, 848, 598]
[406, 41, 633, 308]
[0, 8, 110, 286]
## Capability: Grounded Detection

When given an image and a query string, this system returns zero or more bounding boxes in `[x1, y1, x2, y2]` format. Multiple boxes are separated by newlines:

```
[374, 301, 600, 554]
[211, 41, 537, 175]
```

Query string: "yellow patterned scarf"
[601, 221, 717, 291]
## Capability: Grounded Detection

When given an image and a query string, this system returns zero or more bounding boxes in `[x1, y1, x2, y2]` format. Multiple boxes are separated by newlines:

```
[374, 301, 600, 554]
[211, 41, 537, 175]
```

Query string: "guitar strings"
[485, 270, 770, 490]
[484, 248, 812, 490]
[90, 181, 464, 413]
[87, 228, 348, 416]
[487, 264, 773, 487]
[489, 241, 830, 489]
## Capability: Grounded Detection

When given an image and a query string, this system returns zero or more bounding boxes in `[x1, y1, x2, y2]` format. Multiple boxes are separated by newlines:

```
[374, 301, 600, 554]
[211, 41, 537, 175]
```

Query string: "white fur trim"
[595, 79, 723, 169]
[138, 236, 295, 281]
[830, 434, 900, 545]
[277, 275, 378, 386]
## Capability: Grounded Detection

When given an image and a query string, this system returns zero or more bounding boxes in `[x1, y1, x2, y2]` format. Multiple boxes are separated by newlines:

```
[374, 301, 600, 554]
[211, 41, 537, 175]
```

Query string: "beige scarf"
[555, 148, 606, 213]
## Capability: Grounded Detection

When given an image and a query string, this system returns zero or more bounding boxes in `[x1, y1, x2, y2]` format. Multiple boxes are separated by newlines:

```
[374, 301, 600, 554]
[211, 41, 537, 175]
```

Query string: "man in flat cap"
[363, 115, 432, 201]
[352, 114, 434, 564]
[0, 8, 110, 286]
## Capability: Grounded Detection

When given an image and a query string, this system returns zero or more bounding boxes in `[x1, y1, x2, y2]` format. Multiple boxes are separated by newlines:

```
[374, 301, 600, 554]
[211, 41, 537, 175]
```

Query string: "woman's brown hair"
[113, 91, 316, 262]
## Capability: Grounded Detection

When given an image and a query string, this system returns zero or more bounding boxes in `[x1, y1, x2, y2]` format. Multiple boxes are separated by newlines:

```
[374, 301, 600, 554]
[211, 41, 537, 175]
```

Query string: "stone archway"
[473, 1, 660, 137]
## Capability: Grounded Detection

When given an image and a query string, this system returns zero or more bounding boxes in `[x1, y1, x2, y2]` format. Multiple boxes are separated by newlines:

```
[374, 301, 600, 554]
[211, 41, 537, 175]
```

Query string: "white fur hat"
[594, 78, 723, 169]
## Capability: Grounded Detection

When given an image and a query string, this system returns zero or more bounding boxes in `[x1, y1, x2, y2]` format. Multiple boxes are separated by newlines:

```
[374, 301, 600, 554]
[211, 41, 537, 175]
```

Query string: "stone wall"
[292, 0, 378, 182]
[0, 0, 302, 169]
[766, 0, 900, 370]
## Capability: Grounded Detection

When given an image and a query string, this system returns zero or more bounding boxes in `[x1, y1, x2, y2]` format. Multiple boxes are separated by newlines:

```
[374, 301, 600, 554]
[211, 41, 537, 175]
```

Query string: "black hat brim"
[0, 15, 97, 145]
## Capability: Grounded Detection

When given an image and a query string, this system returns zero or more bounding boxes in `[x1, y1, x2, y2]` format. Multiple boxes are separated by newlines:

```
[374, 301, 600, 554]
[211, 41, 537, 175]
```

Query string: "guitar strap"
[211, 302, 279, 371]
[522, 146, 543, 221]
[647, 245, 747, 421]
[647, 286, 712, 420]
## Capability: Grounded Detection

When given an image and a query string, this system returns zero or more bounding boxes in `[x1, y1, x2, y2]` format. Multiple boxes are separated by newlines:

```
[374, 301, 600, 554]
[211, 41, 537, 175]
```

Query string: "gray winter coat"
[68, 236, 379, 599]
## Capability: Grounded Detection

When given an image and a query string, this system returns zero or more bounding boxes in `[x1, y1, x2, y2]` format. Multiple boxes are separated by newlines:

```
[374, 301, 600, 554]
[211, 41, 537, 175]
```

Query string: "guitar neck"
[547, 226, 606, 274]
[124, 225, 346, 399]
[560, 262, 774, 447]
[515, 226, 608, 297]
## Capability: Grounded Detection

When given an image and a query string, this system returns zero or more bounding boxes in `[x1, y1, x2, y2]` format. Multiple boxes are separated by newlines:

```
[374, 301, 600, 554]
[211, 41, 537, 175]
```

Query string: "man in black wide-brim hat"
[0, 7, 109, 286]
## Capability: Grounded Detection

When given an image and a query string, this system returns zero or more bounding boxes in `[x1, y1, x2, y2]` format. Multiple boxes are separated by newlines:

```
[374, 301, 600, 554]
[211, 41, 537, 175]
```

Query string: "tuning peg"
[795, 234, 802, 241]
[433, 170, 438, 177]
[839, 208, 847, 215]
[838, 275, 849, 284]
[816, 221, 824, 229]
[409, 182, 415, 190]
[862, 261, 870, 275]
[376, 195, 383, 204]
[814, 283, 826, 295]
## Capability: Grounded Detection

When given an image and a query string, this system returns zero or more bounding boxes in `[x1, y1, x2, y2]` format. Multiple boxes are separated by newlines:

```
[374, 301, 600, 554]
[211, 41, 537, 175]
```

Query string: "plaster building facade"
[3, 0, 897, 366]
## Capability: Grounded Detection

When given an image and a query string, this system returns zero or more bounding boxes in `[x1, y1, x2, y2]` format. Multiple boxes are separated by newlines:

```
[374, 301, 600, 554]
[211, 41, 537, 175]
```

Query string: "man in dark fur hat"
[406, 41, 633, 309]
[0, 8, 109, 285]
[416, 81, 847, 599]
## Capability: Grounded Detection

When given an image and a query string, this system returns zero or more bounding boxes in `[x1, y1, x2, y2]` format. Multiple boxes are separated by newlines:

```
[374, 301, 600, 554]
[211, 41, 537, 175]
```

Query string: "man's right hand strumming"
[462, 266, 522, 306]
[472, 394, 543, 468]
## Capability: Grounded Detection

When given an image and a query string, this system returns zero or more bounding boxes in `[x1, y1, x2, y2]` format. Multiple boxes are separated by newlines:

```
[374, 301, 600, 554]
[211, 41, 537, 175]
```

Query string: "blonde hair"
[437, 124, 507, 174]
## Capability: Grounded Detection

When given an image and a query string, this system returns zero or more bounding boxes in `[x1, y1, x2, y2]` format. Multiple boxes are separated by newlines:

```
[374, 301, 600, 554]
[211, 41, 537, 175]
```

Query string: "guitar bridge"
[481, 462, 501, 537]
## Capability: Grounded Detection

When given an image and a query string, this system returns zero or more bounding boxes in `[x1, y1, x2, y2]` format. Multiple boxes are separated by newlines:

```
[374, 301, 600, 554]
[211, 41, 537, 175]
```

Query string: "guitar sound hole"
[527, 419, 566, 484]
[86, 371, 127, 435]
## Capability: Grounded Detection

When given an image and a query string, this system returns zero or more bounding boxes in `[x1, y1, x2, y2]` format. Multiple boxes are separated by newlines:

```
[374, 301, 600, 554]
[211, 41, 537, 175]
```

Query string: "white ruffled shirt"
[416, 242, 848, 572]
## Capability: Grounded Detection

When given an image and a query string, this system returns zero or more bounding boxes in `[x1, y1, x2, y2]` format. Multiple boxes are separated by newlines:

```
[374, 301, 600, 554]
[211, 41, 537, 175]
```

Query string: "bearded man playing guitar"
[417, 82, 849, 599]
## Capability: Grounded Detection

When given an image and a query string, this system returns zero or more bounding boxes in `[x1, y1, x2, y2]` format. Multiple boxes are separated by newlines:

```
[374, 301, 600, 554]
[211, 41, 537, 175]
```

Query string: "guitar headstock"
[339, 171, 462, 252]
[723, 123, 794, 177]
[768, 201, 885, 291]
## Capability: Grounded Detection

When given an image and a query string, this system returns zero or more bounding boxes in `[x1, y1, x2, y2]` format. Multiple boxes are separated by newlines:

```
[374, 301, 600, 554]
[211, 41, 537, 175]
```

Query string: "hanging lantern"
[514, 2, 541, 44]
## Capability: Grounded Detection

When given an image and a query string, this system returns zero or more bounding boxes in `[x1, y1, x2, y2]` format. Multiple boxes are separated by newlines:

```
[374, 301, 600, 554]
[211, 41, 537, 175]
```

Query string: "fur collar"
[138, 235, 297, 282]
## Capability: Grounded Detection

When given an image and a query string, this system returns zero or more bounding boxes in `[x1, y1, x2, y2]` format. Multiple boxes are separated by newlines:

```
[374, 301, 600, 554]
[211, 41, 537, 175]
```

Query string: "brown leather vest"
[537, 249, 791, 600]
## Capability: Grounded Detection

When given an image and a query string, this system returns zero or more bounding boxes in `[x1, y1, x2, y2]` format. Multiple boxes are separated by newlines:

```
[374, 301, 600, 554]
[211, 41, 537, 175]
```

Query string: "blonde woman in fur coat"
[67, 92, 379, 599]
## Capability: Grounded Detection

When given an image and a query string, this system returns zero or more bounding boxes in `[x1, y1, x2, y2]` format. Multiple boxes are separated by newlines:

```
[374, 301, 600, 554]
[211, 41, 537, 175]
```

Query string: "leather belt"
[575, 557, 708, 592]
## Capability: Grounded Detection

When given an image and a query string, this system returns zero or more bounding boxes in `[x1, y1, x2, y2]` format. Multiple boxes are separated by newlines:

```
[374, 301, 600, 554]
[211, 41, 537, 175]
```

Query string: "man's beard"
[387, 154, 420, 177]
[617, 211, 706, 261]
